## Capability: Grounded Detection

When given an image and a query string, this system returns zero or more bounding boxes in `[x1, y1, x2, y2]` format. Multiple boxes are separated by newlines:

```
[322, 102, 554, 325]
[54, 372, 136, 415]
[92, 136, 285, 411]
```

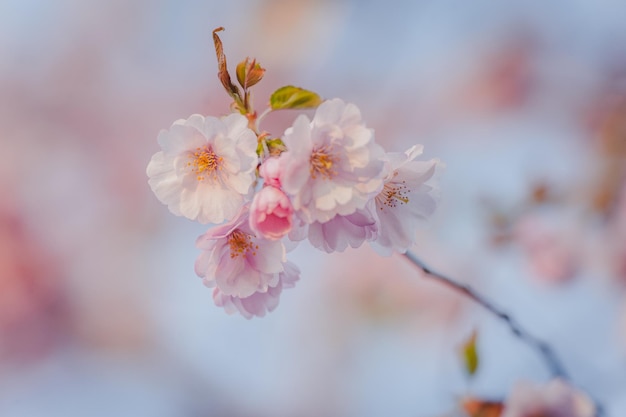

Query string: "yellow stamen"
[377, 177, 411, 210]
[310, 145, 339, 180]
[187, 146, 223, 181]
[227, 229, 258, 259]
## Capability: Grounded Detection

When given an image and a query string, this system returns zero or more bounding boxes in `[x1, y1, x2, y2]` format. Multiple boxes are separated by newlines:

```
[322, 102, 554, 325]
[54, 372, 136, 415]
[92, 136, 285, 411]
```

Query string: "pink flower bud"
[259, 157, 282, 187]
[249, 186, 294, 240]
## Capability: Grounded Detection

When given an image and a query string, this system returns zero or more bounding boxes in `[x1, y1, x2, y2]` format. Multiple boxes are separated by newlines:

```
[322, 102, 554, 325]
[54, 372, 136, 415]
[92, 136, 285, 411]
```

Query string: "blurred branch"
[402, 250, 567, 377]
[403, 250, 607, 416]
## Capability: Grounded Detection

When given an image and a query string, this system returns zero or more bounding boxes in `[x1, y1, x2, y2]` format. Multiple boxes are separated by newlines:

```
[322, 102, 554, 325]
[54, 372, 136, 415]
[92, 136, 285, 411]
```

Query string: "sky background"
[1, 1, 626, 416]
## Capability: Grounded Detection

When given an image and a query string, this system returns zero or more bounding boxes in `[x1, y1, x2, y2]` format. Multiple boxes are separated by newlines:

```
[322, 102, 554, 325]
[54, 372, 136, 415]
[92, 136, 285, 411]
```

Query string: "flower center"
[227, 229, 258, 259]
[376, 174, 410, 210]
[310, 145, 339, 180]
[188, 146, 223, 181]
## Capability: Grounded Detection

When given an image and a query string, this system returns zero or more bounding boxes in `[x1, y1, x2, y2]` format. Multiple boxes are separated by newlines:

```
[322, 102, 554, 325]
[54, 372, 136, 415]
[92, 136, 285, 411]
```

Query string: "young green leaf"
[236, 59, 247, 89]
[236, 58, 265, 90]
[461, 329, 480, 377]
[269, 86, 322, 110]
[266, 138, 286, 156]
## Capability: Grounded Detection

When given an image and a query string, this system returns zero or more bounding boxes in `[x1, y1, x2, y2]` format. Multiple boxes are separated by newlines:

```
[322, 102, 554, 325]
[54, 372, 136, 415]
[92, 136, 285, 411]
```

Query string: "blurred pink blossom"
[0, 190, 68, 363]
[502, 379, 595, 417]
[325, 245, 462, 327]
[514, 214, 579, 283]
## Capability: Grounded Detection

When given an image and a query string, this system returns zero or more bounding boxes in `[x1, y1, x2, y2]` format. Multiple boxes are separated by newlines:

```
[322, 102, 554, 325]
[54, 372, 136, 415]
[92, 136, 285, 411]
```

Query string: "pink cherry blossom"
[147, 113, 258, 224]
[502, 379, 595, 417]
[195, 208, 287, 298]
[514, 214, 579, 284]
[213, 261, 300, 319]
[307, 205, 378, 253]
[277, 98, 385, 223]
[249, 186, 294, 240]
[372, 145, 440, 255]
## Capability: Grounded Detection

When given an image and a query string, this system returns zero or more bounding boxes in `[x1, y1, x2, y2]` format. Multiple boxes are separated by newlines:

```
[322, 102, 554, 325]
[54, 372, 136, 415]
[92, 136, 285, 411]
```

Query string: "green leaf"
[266, 138, 286, 156]
[461, 330, 479, 377]
[236, 59, 247, 89]
[237, 58, 265, 90]
[269, 86, 322, 110]
[256, 137, 286, 158]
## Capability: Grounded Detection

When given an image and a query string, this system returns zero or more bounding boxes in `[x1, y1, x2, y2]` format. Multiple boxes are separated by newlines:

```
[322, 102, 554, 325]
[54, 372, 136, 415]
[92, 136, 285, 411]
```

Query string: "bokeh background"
[2, 0, 626, 416]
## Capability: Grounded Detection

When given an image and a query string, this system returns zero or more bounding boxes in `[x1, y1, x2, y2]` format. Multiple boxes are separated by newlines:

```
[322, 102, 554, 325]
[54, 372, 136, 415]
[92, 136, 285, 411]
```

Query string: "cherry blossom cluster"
[146, 29, 441, 318]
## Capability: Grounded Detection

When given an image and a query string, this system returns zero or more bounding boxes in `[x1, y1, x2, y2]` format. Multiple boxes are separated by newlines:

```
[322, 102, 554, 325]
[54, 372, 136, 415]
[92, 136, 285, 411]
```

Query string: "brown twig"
[402, 250, 607, 416]
[402, 250, 567, 376]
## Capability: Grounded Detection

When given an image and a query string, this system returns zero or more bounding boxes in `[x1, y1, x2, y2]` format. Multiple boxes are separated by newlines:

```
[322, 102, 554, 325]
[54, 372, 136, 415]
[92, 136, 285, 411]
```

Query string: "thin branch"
[402, 250, 567, 377]
[402, 250, 607, 416]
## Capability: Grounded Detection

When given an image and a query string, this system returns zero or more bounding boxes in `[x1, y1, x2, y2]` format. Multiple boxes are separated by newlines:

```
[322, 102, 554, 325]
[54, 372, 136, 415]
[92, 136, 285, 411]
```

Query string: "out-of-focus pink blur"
[2, 1, 626, 416]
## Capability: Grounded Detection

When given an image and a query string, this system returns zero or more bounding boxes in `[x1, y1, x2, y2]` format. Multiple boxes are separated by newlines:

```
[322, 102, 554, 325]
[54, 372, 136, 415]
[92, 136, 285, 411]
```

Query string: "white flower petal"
[278, 99, 385, 223]
[147, 113, 258, 224]
[372, 150, 441, 254]
[195, 210, 294, 307]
